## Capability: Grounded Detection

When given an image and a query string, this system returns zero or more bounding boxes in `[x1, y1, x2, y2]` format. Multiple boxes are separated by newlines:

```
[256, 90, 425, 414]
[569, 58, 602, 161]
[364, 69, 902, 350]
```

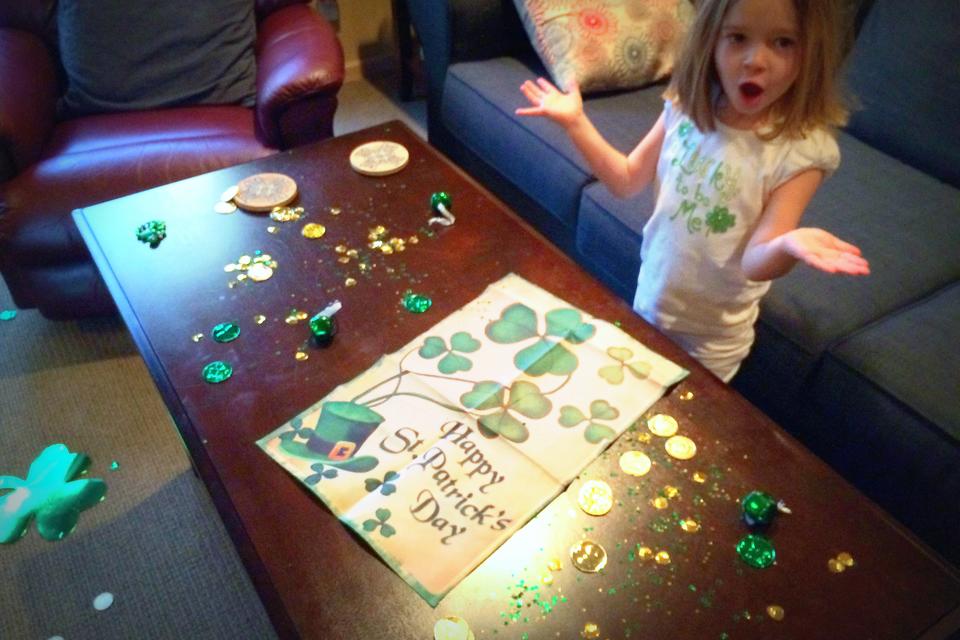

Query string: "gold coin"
[828, 558, 846, 573]
[647, 414, 679, 437]
[618, 451, 652, 476]
[214, 201, 237, 214]
[652, 496, 669, 509]
[578, 480, 613, 516]
[433, 616, 475, 640]
[665, 435, 697, 460]
[679, 390, 695, 401]
[691, 471, 707, 483]
[680, 519, 701, 533]
[220, 185, 239, 202]
[766, 605, 785, 621]
[302, 223, 327, 239]
[295, 351, 309, 361]
[570, 540, 607, 573]
[247, 263, 274, 282]
[344, 277, 357, 287]
[582, 623, 600, 639]
[664, 485, 679, 498]
[837, 552, 855, 567]
[655, 550, 671, 565]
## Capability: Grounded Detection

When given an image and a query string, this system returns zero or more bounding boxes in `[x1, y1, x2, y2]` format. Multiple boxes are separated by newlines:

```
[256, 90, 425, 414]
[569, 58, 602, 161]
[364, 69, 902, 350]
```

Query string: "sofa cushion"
[843, 0, 960, 188]
[443, 56, 665, 229]
[511, 0, 693, 94]
[58, 0, 258, 117]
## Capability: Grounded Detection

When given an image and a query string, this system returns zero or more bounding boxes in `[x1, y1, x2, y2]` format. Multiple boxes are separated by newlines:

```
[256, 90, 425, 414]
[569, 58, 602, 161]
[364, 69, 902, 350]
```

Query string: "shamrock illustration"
[486, 303, 595, 376]
[460, 380, 551, 442]
[1, 444, 107, 544]
[599, 347, 652, 385]
[305, 463, 338, 485]
[418, 332, 482, 374]
[705, 206, 735, 234]
[364, 471, 399, 495]
[559, 400, 620, 444]
[362, 508, 396, 538]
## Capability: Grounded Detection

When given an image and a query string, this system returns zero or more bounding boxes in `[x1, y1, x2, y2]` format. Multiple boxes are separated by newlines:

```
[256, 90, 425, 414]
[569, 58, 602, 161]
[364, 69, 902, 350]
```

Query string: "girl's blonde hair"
[665, 0, 849, 140]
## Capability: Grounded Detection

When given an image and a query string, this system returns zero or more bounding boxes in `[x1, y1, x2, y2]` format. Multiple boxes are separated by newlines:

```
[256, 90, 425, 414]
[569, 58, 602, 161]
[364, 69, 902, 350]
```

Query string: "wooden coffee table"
[75, 122, 960, 639]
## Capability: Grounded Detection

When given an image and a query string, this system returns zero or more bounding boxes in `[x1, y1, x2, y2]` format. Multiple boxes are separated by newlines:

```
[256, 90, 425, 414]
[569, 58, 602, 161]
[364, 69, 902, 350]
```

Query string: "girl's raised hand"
[516, 77, 584, 129]
[783, 228, 870, 275]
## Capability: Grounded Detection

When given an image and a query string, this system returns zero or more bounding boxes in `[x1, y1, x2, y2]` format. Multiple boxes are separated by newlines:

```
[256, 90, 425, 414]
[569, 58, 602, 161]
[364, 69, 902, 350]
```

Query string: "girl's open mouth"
[739, 82, 764, 102]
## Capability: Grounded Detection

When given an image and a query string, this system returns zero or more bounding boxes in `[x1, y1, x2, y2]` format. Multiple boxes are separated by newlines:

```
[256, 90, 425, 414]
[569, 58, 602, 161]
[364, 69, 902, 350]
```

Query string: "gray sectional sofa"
[406, 0, 959, 566]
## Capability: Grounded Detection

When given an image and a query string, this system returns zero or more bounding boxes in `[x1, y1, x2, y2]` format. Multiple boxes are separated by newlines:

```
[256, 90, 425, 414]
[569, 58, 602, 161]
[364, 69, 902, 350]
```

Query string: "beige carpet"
[0, 77, 425, 639]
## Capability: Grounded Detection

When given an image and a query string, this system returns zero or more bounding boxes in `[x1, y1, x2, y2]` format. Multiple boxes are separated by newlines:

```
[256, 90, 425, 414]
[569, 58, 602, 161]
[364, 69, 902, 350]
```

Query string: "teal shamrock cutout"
[598, 347, 652, 385]
[485, 303, 595, 376]
[418, 332, 481, 374]
[558, 400, 620, 444]
[365, 471, 399, 495]
[362, 508, 396, 537]
[460, 380, 551, 442]
[305, 463, 338, 485]
[1, 444, 107, 544]
[705, 206, 735, 234]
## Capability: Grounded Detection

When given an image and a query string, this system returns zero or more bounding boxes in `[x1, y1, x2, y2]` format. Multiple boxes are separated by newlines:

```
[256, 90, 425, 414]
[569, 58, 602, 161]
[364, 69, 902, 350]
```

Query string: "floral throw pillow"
[512, 0, 695, 94]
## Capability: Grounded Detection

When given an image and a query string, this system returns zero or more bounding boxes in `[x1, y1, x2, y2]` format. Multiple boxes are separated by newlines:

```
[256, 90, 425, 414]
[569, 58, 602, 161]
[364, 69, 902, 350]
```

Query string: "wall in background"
[320, 0, 396, 81]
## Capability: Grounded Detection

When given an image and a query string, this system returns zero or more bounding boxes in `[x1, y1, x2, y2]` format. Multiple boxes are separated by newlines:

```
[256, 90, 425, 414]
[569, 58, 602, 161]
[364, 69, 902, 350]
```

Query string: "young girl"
[516, 0, 870, 381]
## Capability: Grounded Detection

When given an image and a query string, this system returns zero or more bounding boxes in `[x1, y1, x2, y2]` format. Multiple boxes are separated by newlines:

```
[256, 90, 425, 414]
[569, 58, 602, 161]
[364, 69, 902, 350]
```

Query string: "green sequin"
[202, 360, 233, 383]
[211, 322, 241, 343]
[402, 291, 432, 313]
[0, 310, 16, 321]
[736, 533, 776, 568]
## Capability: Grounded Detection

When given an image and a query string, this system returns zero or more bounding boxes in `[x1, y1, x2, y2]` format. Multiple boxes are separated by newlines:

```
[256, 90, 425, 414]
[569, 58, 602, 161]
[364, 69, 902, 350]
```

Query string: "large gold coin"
[647, 414, 679, 437]
[234, 173, 298, 212]
[619, 451, 652, 476]
[570, 540, 607, 573]
[578, 480, 613, 516]
[664, 435, 697, 460]
[349, 140, 410, 176]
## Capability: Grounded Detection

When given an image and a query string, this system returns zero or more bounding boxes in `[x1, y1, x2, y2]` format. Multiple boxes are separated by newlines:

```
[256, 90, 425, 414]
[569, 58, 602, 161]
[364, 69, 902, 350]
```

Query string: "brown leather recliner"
[0, 0, 345, 319]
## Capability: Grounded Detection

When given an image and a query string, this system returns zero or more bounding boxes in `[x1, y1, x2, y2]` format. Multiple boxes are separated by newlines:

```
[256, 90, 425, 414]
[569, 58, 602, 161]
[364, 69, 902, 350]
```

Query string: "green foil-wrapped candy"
[430, 191, 452, 212]
[736, 533, 776, 568]
[309, 313, 337, 347]
[741, 490, 778, 527]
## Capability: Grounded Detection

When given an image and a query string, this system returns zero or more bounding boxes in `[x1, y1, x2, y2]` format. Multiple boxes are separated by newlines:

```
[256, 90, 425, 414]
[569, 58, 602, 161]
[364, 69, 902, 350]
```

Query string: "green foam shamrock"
[460, 380, 551, 442]
[558, 400, 620, 443]
[598, 347, 652, 385]
[485, 303, 595, 377]
[1, 444, 107, 544]
[418, 332, 482, 374]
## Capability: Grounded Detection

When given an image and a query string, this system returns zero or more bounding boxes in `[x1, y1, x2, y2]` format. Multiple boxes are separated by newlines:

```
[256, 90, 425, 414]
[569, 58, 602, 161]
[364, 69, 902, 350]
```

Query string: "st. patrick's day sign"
[258, 274, 688, 605]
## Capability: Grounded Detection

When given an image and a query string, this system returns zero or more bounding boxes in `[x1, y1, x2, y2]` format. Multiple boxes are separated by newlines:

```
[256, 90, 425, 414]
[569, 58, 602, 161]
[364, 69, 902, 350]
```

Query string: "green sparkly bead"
[736, 533, 776, 568]
[309, 313, 337, 346]
[211, 322, 241, 343]
[202, 360, 233, 383]
[402, 291, 432, 313]
[741, 490, 778, 527]
[430, 191, 452, 212]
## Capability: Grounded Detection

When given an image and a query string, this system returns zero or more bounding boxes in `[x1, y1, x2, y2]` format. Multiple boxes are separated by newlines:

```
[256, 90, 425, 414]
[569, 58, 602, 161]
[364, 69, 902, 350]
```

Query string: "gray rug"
[0, 282, 276, 640]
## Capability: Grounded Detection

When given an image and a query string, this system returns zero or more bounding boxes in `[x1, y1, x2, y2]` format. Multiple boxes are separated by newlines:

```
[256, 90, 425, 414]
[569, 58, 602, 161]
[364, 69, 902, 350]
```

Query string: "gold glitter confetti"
[680, 519, 701, 533]
[267, 226, 279, 234]
[647, 414, 679, 437]
[652, 496, 669, 510]
[214, 201, 237, 214]
[547, 558, 563, 572]
[346, 249, 359, 258]
[238, 255, 252, 266]
[680, 390, 694, 400]
[837, 552, 855, 567]
[247, 263, 274, 281]
[345, 277, 357, 287]
[655, 550, 672, 565]
[380, 244, 394, 255]
[665, 435, 697, 460]
[636, 432, 652, 444]
[828, 558, 846, 573]
[618, 451, 652, 476]
[236, 273, 248, 282]
[254, 315, 267, 325]
[664, 485, 679, 498]
[433, 616, 474, 640]
[335, 244, 347, 254]
[766, 605, 785, 621]
[541, 574, 554, 585]
[570, 540, 607, 573]
[636, 546, 654, 561]
[578, 480, 613, 516]
[337, 256, 350, 264]
[408, 235, 419, 244]
[692, 471, 707, 483]
[581, 623, 600, 639]
[191, 333, 204, 342]
[224, 264, 237, 272]
[329, 206, 341, 215]
[295, 351, 309, 361]
[302, 223, 326, 239]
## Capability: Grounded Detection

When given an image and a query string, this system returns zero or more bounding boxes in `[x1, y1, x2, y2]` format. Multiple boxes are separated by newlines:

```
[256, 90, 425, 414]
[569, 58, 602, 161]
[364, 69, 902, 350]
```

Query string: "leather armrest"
[0, 28, 58, 181]
[255, 3, 344, 149]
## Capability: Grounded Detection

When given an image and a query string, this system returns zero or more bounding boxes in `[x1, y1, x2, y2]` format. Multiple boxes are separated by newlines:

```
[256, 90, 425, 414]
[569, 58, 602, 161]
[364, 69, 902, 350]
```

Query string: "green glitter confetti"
[211, 322, 241, 343]
[0, 310, 16, 321]
[0, 444, 107, 543]
[135, 220, 167, 248]
[736, 533, 776, 568]
[202, 360, 233, 384]
[109, 461, 120, 471]
[402, 291, 432, 313]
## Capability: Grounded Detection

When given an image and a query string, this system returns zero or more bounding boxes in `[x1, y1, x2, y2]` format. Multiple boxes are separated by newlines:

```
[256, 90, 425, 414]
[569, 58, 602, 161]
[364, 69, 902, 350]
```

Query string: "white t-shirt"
[633, 100, 840, 381]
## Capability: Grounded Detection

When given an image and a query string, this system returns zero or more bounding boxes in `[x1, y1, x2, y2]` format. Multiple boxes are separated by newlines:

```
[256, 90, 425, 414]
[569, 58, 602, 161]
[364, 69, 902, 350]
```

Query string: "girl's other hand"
[783, 228, 870, 275]
[515, 77, 584, 129]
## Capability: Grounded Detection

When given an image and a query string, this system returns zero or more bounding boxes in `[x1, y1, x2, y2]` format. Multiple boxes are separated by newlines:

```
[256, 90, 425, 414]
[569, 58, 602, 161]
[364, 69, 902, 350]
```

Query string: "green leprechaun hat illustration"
[279, 401, 382, 472]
